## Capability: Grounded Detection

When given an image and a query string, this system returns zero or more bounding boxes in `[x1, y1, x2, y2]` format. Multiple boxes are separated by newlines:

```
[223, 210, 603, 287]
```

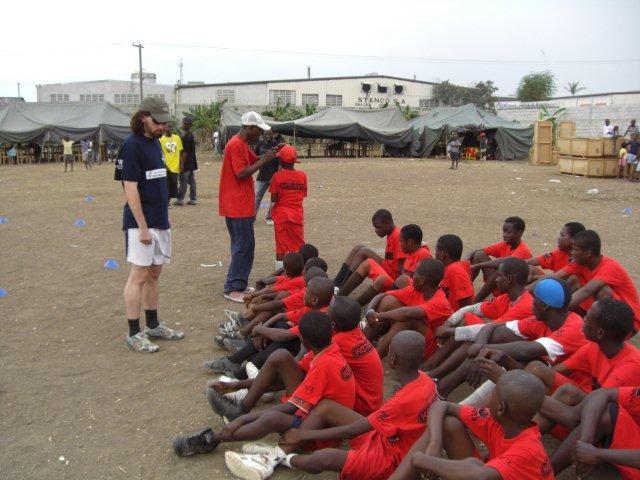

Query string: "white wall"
[497, 92, 640, 109]
[176, 83, 268, 107]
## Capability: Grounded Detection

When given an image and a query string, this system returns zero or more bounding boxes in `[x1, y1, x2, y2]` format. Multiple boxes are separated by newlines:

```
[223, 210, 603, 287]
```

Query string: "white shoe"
[241, 442, 279, 456]
[334, 286, 340, 295]
[266, 219, 274, 226]
[225, 451, 276, 480]
[245, 362, 275, 402]
[217, 375, 249, 403]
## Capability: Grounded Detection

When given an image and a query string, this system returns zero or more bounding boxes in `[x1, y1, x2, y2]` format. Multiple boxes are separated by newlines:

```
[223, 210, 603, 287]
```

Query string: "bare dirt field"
[1, 155, 638, 479]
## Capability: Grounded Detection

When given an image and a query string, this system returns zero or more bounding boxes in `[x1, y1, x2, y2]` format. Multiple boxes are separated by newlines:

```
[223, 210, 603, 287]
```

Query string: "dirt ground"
[1, 155, 638, 480]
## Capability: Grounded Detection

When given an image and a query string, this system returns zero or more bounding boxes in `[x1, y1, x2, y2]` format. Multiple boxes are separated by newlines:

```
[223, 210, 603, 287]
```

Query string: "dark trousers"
[167, 171, 179, 199]
[224, 216, 255, 293]
[178, 170, 197, 201]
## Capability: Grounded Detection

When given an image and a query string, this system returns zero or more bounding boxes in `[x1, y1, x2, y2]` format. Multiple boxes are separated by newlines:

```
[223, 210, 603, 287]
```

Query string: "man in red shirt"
[219, 112, 278, 303]
[468, 216, 532, 302]
[333, 209, 405, 288]
[391, 370, 554, 480]
[228, 331, 436, 480]
[269, 145, 307, 268]
[435, 234, 474, 311]
[364, 259, 452, 359]
[172, 312, 355, 465]
[553, 229, 640, 331]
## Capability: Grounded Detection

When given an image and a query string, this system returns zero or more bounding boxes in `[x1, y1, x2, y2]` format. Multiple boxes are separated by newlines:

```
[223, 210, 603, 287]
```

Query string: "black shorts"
[167, 171, 179, 199]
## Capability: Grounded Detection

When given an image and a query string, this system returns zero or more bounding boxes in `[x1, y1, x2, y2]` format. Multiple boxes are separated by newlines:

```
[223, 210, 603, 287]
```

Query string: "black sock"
[334, 263, 350, 287]
[128, 318, 141, 337]
[145, 309, 159, 329]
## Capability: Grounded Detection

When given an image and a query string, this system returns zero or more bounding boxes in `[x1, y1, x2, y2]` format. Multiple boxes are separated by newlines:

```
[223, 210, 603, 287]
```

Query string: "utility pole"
[17, 82, 20, 98]
[178, 58, 184, 85]
[132, 42, 144, 100]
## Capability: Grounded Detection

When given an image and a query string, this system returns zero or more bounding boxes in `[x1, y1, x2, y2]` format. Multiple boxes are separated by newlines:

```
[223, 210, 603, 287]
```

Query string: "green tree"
[516, 71, 556, 101]
[183, 100, 227, 149]
[432, 80, 498, 111]
[565, 81, 586, 96]
[261, 100, 307, 121]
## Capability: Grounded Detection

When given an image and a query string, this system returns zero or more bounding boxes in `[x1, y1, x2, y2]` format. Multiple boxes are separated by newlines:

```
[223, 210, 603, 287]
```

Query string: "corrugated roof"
[176, 75, 436, 89]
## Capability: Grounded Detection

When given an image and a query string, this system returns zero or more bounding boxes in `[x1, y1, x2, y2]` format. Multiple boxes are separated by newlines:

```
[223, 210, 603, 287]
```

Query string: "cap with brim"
[139, 96, 172, 123]
[277, 145, 299, 163]
[534, 279, 565, 309]
[241, 111, 271, 131]
[182, 116, 194, 125]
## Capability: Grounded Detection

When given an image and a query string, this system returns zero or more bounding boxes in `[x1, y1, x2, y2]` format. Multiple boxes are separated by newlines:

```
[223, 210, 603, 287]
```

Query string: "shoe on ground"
[224, 451, 276, 480]
[244, 287, 256, 294]
[126, 332, 159, 353]
[173, 200, 185, 206]
[241, 442, 279, 456]
[207, 387, 244, 423]
[224, 309, 244, 324]
[145, 323, 185, 340]
[202, 357, 241, 377]
[223, 337, 247, 354]
[172, 427, 219, 457]
[224, 291, 245, 303]
[245, 362, 275, 403]
[213, 375, 249, 403]
[265, 219, 274, 226]
[187, 199, 197, 205]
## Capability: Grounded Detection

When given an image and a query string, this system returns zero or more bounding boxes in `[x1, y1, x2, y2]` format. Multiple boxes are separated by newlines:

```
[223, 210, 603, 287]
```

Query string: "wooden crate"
[558, 156, 573, 174]
[571, 138, 603, 157]
[534, 121, 553, 143]
[557, 138, 572, 155]
[558, 121, 575, 138]
[558, 156, 618, 177]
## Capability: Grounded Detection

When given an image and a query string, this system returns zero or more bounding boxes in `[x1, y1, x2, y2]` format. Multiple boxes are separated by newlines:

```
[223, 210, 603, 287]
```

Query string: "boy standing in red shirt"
[269, 145, 307, 270]
[392, 370, 553, 480]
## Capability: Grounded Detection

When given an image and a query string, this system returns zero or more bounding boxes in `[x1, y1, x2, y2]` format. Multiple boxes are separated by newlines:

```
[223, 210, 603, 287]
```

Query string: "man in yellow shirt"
[61, 136, 75, 172]
[159, 124, 183, 205]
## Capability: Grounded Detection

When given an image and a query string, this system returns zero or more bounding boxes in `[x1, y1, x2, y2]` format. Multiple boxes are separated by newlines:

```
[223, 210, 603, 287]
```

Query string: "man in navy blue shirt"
[116, 97, 185, 353]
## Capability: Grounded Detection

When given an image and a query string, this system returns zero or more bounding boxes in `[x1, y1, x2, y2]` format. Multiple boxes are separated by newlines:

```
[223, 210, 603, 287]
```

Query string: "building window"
[377, 84, 387, 93]
[216, 89, 235, 103]
[301, 94, 319, 106]
[269, 90, 296, 105]
[63, 94, 69, 102]
[326, 94, 342, 107]
[99, 94, 104, 102]
[419, 99, 439, 109]
[80, 94, 85, 102]
[51, 93, 68, 102]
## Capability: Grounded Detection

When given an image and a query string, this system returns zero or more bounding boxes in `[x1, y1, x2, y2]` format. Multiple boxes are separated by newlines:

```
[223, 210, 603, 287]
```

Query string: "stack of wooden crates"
[530, 121, 556, 165]
[556, 122, 620, 177]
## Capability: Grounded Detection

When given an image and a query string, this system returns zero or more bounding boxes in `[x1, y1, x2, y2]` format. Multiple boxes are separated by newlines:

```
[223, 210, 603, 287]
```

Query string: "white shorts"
[125, 228, 172, 266]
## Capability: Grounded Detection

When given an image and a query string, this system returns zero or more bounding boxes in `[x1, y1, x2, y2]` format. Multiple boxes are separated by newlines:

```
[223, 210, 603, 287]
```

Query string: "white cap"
[241, 111, 271, 131]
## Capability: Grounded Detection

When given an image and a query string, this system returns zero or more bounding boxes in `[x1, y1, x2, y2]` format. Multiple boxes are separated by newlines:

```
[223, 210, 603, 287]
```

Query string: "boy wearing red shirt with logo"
[364, 259, 452, 360]
[468, 216, 532, 302]
[269, 145, 307, 270]
[391, 370, 553, 480]
[553, 229, 640, 332]
[172, 312, 355, 465]
[435, 234, 474, 312]
[229, 331, 436, 480]
[333, 208, 405, 288]
[242, 252, 305, 305]
[338, 223, 431, 306]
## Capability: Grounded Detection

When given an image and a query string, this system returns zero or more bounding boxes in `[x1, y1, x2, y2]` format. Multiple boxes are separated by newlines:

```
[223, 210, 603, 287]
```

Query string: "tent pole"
[40, 131, 48, 164]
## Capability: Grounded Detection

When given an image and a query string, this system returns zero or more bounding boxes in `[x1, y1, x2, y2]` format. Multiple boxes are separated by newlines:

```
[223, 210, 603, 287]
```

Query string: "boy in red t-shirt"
[391, 370, 553, 480]
[242, 252, 305, 306]
[227, 331, 436, 480]
[338, 223, 431, 306]
[269, 145, 307, 269]
[333, 208, 405, 288]
[254, 243, 318, 290]
[435, 234, 474, 312]
[363, 258, 452, 359]
[552, 229, 640, 331]
[172, 312, 355, 463]
[468, 216, 532, 302]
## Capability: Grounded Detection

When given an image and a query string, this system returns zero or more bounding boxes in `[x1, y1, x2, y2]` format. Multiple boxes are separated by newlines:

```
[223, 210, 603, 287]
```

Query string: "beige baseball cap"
[139, 97, 172, 123]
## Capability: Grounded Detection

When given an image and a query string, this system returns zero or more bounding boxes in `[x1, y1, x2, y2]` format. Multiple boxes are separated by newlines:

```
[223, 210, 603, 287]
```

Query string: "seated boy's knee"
[553, 383, 584, 404]
[372, 276, 387, 290]
[268, 348, 294, 365]
[525, 360, 549, 378]
[443, 414, 465, 436]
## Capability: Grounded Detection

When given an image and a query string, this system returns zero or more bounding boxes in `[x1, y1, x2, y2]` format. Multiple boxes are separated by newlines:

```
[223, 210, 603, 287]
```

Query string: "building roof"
[176, 74, 436, 89]
[498, 89, 640, 103]
[36, 79, 174, 87]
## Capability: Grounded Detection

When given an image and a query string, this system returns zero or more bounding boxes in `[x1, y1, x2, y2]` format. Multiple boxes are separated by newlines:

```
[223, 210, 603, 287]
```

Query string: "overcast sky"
[2, 0, 639, 101]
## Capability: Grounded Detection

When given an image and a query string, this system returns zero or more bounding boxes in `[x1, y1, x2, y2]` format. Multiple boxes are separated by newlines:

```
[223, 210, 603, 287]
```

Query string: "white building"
[36, 71, 175, 115]
[496, 90, 640, 110]
[175, 74, 438, 113]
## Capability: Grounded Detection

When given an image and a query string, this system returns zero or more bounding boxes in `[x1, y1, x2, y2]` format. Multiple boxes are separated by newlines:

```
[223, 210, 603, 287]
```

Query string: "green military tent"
[410, 104, 533, 160]
[0, 102, 131, 144]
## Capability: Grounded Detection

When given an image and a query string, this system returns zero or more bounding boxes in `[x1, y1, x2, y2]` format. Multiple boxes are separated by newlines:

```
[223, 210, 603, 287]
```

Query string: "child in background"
[618, 141, 628, 179]
[447, 135, 462, 170]
[270, 145, 307, 270]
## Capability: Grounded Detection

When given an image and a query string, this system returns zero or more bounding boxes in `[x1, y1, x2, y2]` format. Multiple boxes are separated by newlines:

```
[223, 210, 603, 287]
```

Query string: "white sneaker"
[334, 286, 340, 295]
[225, 451, 276, 480]
[217, 375, 249, 403]
[266, 219, 274, 226]
[245, 362, 275, 402]
[241, 442, 279, 456]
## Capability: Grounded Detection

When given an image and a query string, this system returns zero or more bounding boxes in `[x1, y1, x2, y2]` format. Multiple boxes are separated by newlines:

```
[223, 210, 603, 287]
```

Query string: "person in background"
[61, 136, 75, 172]
[624, 119, 639, 138]
[159, 123, 183, 206]
[107, 141, 119, 162]
[447, 135, 462, 170]
[618, 141, 628, 179]
[213, 130, 220, 154]
[176, 116, 198, 206]
[627, 133, 639, 181]
[602, 119, 614, 138]
[7, 144, 17, 165]
[254, 130, 281, 226]
[478, 131, 488, 161]
[80, 138, 91, 170]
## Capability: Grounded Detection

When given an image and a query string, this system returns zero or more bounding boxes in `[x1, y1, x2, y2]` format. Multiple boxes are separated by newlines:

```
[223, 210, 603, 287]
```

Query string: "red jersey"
[562, 256, 640, 329]
[612, 387, 640, 480]
[272, 275, 305, 293]
[460, 406, 554, 480]
[480, 291, 534, 323]
[269, 168, 307, 225]
[562, 342, 640, 390]
[441, 260, 475, 311]
[619, 387, 640, 422]
[536, 249, 570, 272]
[382, 227, 405, 278]
[510, 313, 588, 365]
[402, 246, 432, 277]
[290, 343, 355, 414]
[282, 288, 305, 311]
[484, 241, 533, 260]
[286, 305, 328, 326]
[334, 328, 384, 416]
[219, 135, 258, 218]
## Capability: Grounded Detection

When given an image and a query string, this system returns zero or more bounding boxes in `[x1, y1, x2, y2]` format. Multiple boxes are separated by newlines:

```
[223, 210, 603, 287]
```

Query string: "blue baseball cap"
[533, 279, 566, 309]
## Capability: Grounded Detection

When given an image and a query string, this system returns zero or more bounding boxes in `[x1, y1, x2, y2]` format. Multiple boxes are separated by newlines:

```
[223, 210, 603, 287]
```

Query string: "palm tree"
[183, 100, 227, 149]
[565, 81, 586, 96]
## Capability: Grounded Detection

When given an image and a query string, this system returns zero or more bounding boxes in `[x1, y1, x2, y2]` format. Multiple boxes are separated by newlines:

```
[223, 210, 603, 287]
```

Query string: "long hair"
[130, 110, 149, 135]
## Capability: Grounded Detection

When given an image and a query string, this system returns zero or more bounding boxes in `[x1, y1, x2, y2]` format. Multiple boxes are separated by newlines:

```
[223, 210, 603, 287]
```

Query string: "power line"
[145, 42, 640, 65]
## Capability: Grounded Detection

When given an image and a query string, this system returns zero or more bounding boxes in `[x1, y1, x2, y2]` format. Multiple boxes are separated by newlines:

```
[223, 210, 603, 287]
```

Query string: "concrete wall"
[496, 104, 640, 138]
[497, 92, 640, 109]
